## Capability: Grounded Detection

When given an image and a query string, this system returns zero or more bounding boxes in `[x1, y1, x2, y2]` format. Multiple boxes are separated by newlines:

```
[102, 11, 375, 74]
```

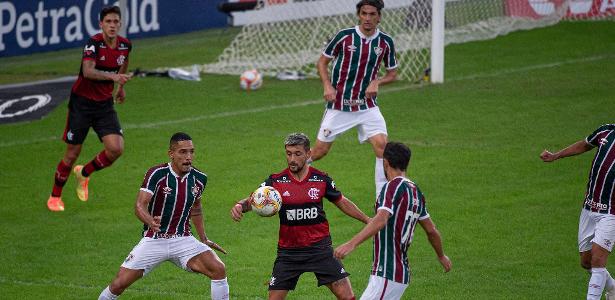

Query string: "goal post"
[204, 0, 614, 83]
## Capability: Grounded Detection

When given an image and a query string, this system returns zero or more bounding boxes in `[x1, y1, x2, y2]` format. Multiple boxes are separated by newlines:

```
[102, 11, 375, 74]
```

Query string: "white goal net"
[203, 0, 614, 82]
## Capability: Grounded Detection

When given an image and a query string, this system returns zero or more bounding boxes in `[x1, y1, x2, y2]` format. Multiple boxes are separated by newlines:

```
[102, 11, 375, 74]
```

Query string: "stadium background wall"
[0, 0, 228, 57]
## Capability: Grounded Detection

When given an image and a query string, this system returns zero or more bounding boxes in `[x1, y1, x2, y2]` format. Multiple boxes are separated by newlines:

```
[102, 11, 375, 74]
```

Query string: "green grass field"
[1, 21, 614, 299]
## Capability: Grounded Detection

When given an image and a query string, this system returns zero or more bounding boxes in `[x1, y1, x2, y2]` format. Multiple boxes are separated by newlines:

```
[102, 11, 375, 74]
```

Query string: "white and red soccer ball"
[240, 69, 263, 91]
[250, 186, 282, 217]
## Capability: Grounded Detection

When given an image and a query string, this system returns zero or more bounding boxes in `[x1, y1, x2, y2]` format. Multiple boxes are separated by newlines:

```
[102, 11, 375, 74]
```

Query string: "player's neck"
[386, 169, 405, 181]
[289, 166, 309, 182]
[103, 35, 117, 48]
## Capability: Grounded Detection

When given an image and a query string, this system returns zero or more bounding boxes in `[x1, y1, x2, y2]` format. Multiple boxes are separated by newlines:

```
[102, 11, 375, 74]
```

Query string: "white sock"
[211, 277, 229, 300]
[588, 268, 607, 300]
[99, 286, 119, 300]
[375, 157, 386, 197]
[606, 269, 615, 292]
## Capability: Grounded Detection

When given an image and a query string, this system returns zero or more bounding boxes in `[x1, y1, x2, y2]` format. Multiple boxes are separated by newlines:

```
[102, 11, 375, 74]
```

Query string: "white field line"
[1, 54, 611, 149]
[0, 276, 200, 296]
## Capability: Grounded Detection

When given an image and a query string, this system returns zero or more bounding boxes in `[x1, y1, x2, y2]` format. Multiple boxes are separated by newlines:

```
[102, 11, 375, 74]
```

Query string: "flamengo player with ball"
[230, 133, 370, 300]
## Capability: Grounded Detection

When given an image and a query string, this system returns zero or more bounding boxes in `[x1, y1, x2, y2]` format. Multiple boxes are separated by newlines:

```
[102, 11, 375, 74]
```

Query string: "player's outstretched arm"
[333, 196, 370, 224]
[134, 190, 160, 232]
[334, 209, 389, 259]
[540, 139, 593, 162]
[230, 197, 252, 222]
[190, 199, 227, 254]
[419, 218, 451, 272]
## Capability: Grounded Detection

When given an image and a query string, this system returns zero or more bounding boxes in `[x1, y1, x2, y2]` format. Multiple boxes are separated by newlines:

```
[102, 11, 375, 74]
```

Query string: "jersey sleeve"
[417, 188, 430, 220]
[586, 124, 615, 146]
[384, 38, 398, 70]
[324, 175, 343, 202]
[140, 167, 158, 195]
[82, 38, 97, 61]
[376, 181, 394, 215]
[260, 176, 274, 188]
[322, 30, 345, 58]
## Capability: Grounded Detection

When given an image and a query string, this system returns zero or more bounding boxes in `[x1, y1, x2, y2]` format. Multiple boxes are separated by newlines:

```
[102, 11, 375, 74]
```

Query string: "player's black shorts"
[63, 93, 122, 145]
[268, 237, 349, 291]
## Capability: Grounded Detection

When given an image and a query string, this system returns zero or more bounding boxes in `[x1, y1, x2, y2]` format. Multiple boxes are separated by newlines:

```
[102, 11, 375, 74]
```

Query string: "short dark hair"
[356, 0, 384, 15]
[100, 6, 121, 21]
[170, 132, 192, 149]
[383, 142, 411, 171]
[284, 133, 310, 151]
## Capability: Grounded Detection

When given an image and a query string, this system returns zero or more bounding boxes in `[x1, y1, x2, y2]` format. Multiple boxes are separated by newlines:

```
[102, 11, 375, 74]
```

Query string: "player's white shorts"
[121, 236, 211, 275]
[317, 107, 387, 143]
[578, 208, 615, 252]
[360, 275, 408, 300]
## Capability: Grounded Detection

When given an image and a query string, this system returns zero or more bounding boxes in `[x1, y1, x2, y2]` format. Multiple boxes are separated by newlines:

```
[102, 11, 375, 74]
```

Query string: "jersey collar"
[354, 25, 380, 42]
[286, 166, 312, 183]
[168, 162, 191, 181]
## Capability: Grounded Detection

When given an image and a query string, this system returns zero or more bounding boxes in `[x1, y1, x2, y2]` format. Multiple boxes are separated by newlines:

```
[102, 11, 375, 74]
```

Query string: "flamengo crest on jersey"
[584, 124, 615, 214]
[372, 177, 429, 284]
[263, 166, 342, 248]
[322, 26, 397, 112]
[140, 163, 207, 238]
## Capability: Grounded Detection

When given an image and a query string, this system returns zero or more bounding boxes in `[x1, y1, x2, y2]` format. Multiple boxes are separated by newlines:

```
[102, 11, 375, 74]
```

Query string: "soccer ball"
[239, 69, 263, 90]
[250, 186, 282, 217]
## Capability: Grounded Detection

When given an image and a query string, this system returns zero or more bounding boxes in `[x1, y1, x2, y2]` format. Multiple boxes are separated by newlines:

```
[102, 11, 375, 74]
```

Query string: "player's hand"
[114, 73, 132, 85]
[365, 80, 379, 99]
[150, 216, 162, 232]
[230, 203, 244, 221]
[540, 149, 557, 162]
[324, 83, 336, 102]
[334, 242, 355, 260]
[115, 86, 126, 104]
[205, 239, 228, 255]
[438, 255, 452, 272]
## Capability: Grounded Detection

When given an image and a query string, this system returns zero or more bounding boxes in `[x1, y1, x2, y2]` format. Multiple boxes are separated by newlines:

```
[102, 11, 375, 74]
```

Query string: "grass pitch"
[0, 21, 614, 299]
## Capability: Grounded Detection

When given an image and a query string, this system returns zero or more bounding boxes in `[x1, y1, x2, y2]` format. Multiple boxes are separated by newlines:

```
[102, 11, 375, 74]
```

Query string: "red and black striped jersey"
[139, 163, 207, 238]
[584, 124, 615, 214]
[71, 33, 131, 101]
[262, 166, 342, 249]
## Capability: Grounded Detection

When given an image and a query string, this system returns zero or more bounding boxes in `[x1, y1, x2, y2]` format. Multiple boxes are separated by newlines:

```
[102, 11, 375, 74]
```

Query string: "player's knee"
[581, 260, 592, 270]
[109, 281, 128, 295]
[106, 146, 124, 160]
[209, 260, 226, 280]
[311, 145, 330, 160]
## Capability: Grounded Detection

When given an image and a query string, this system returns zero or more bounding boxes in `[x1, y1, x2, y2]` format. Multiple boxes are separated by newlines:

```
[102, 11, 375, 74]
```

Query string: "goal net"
[203, 0, 614, 82]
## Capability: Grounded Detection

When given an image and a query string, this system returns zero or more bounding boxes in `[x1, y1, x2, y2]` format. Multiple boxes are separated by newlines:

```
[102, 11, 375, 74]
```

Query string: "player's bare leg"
[325, 277, 355, 300]
[48, 144, 83, 211]
[101, 134, 124, 162]
[100, 267, 143, 299]
[188, 251, 229, 300]
[368, 133, 388, 196]
[587, 243, 615, 300]
[310, 139, 333, 162]
[268, 289, 289, 300]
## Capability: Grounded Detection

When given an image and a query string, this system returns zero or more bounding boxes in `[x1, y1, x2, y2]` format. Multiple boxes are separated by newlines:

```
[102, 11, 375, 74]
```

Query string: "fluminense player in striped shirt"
[311, 0, 397, 197]
[335, 142, 451, 300]
[98, 133, 229, 300]
[541, 124, 615, 300]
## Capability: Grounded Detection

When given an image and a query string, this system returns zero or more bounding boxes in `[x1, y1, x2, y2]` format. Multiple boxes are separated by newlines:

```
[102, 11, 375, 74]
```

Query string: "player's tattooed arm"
[230, 197, 252, 222]
[82, 60, 131, 85]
